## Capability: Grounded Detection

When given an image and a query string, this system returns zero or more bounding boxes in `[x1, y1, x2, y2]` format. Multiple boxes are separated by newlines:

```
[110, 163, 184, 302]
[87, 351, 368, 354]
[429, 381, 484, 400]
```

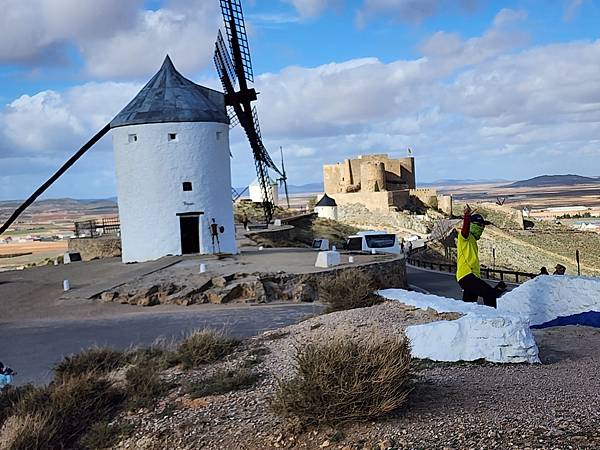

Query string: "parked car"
[345, 231, 400, 254]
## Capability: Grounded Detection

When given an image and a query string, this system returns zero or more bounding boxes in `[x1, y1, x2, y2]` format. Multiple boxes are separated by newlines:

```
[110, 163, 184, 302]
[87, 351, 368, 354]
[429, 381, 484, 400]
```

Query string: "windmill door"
[179, 215, 200, 255]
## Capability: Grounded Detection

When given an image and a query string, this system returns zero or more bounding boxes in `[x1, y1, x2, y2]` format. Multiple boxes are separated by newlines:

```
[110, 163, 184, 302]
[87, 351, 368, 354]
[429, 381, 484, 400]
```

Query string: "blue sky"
[0, 0, 599, 200]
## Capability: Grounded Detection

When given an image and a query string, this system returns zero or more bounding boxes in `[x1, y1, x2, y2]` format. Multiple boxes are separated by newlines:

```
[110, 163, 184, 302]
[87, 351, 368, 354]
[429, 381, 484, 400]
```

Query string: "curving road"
[2, 266, 455, 386]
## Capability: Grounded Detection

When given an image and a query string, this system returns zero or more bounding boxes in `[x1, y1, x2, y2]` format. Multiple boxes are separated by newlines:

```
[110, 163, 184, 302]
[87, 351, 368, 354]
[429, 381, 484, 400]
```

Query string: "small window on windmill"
[128, 134, 137, 143]
[168, 133, 178, 142]
[216, 131, 222, 141]
[182, 182, 193, 192]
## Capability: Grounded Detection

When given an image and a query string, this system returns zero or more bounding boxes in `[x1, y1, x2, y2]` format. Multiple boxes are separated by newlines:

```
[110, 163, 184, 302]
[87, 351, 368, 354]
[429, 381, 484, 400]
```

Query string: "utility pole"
[576, 249, 581, 276]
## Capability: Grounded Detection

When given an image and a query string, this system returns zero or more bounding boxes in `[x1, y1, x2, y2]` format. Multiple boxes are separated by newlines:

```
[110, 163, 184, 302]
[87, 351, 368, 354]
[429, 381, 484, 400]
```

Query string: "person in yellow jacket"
[456, 205, 505, 308]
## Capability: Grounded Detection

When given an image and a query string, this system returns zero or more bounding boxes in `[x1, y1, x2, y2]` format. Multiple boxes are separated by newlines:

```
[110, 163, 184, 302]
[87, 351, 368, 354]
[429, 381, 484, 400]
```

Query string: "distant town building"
[322, 154, 452, 214]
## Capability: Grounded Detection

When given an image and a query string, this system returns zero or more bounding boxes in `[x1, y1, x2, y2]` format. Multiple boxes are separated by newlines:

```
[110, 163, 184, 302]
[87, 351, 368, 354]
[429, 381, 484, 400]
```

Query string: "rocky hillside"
[337, 203, 438, 235]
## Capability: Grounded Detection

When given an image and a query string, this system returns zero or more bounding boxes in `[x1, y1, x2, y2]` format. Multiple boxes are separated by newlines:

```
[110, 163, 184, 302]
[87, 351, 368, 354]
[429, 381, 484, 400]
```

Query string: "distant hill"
[502, 175, 600, 188]
[287, 183, 324, 194]
[420, 179, 510, 187]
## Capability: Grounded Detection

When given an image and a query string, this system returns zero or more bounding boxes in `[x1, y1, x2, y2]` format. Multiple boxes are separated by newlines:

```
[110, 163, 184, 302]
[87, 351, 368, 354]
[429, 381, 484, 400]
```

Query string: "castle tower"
[360, 161, 387, 192]
[110, 56, 237, 262]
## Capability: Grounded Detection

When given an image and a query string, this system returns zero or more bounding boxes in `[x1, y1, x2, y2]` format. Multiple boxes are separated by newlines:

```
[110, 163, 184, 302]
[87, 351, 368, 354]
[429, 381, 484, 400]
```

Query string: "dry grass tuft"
[174, 330, 239, 369]
[54, 347, 127, 380]
[320, 270, 383, 313]
[0, 373, 125, 450]
[125, 362, 170, 410]
[186, 368, 259, 398]
[271, 334, 413, 425]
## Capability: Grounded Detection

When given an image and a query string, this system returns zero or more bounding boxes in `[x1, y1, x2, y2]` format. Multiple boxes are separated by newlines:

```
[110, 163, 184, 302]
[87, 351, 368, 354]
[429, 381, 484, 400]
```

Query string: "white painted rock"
[315, 251, 341, 268]
[379, 289, 540, 364]
[498, 275, 600, 326]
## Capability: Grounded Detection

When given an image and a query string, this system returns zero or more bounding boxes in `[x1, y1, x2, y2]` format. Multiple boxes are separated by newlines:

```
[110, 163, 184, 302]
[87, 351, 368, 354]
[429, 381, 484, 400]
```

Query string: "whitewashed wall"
[315, 205, 338, 220]
[249, 182, 279, 204]
[112, 121, 237, 262]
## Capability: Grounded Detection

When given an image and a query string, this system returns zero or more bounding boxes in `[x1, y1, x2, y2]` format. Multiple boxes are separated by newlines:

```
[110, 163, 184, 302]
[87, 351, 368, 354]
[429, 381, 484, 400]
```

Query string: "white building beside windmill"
[249, 178, 279, 204]
[314, 194, 338, 220]
[110, 56, 237, 263]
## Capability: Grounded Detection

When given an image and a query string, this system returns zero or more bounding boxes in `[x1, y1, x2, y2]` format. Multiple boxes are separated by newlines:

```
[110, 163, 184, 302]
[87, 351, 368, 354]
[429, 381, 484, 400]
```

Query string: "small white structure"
[249, 179, 279, 204]
[315, 250, 341, 268]
[380, 289, 540, 364]
[314, 194, 338, 220]
[110, 56, 237, 263]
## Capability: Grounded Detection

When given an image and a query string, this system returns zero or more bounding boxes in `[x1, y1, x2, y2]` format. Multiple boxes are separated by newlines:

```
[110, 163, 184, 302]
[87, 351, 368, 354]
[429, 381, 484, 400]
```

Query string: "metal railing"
[74, 216, 120, 238]
[407, 257, 537, 284]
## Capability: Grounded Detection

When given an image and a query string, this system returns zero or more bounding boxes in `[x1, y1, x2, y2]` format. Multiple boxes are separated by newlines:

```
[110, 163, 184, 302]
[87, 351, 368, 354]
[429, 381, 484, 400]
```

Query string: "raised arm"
[461, 204, 472, 238]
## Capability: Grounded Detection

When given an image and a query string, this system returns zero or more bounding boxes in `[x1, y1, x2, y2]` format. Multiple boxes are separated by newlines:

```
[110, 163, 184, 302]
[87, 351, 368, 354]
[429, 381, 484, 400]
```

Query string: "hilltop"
[503, 174, 600, 188]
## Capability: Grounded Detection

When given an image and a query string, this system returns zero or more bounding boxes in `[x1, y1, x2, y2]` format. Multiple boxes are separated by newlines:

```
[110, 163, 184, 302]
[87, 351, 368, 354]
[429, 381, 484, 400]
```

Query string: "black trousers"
[458, 273, 500, 308]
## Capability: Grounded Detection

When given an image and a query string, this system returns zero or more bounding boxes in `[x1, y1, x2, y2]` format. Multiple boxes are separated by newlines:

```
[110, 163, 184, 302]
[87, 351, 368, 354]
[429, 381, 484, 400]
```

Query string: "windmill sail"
[220, 0, 254, 83]
[0, 124, 111, 236]
[216, 0, 287, 224]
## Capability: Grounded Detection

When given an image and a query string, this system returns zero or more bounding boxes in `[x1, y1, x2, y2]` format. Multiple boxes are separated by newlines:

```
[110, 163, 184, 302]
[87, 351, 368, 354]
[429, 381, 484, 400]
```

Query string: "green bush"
[175, 330, 239, 369]
[186, 369, 259, 398]
[271, 335, 413, 425]
[319, 270, 383, 313]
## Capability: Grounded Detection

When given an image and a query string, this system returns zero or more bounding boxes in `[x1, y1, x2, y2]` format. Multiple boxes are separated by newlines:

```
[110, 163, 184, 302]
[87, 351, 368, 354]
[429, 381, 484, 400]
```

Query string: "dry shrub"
[0, 412, 54, 450]
[0, 385, 35, 428]
[272, 334, 413, 425]
[80, 422, 135, 449]
[0, 373, 125, 450]
[320, 270, 383, 313]
[175, 330, 239, 369]
[125, 363, 170, 410]
[54, 347, 127, 380]
[186, 368, 259, 398]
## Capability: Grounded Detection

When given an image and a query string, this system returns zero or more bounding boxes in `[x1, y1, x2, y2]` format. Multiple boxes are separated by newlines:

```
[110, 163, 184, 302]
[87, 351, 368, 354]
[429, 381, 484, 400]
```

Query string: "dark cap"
[470, 214, 492, 226]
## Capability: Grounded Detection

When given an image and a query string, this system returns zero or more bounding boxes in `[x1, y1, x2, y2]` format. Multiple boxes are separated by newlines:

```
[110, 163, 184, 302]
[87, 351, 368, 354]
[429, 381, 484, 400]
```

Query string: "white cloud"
[564, 0, 585, 21]
[0, 82, 140, 159]
[81, 1, 220, 78]
[0, 0, 219, 78]
[283, 0, 342, 18]
[356, 0, 483, 27]
[0, 0, 143, 65]
[2, 8, 600, 198]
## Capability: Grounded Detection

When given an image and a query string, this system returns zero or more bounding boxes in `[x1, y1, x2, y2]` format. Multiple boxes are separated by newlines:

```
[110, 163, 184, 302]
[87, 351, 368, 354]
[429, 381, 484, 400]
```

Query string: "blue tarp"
[531, 311, 600, 329]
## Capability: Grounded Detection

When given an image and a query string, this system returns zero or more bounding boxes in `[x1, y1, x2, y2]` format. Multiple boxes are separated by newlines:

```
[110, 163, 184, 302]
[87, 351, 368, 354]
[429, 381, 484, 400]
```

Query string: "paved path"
[407, 265, 463, 299]
[2, 303, 322, 386]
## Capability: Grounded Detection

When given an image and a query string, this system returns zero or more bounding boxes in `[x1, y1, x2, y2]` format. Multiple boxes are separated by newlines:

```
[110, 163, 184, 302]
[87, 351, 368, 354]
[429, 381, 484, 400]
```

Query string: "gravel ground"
[113, 303, 600, 450]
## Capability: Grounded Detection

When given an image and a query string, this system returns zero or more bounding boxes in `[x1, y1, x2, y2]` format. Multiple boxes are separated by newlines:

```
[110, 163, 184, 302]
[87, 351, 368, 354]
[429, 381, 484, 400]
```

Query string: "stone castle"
[323, 154, 452, 214]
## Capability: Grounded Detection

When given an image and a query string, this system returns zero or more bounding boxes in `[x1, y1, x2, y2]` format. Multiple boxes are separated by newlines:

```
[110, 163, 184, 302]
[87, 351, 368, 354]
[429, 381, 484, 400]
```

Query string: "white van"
[345, 231, 400, 254]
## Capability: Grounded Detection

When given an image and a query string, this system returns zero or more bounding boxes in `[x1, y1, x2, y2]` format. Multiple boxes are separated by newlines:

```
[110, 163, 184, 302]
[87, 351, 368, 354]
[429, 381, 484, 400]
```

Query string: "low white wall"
[379, 289, 540, 364]
[498, 275, 600, 326]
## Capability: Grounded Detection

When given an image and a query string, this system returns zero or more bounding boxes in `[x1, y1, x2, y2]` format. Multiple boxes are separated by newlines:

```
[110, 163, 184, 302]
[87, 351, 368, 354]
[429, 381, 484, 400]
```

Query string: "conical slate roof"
[110, 56, 229, 128]
[315, 194, 337, 207]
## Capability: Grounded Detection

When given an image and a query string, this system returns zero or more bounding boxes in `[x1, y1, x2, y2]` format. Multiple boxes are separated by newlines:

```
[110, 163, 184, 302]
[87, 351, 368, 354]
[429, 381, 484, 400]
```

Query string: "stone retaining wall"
[98, 256, 407, 307]
[68, 237, 121, 261]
